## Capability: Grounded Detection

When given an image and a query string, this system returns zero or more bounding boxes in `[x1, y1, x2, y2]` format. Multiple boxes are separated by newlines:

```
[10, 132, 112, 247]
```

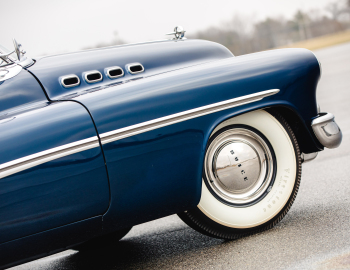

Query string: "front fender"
[43, 48, 321, 230]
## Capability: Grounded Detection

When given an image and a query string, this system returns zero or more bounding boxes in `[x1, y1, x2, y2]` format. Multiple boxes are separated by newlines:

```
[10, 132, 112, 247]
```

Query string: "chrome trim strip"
[105, 66, 124, 79]
[60, 74, 80, 88]
[100, 89, 280, 145]
[0, 89, 279, 179]
[84, 70, 103, 83]
[0, 136, 99, 179]
[127, 63, 144, 74]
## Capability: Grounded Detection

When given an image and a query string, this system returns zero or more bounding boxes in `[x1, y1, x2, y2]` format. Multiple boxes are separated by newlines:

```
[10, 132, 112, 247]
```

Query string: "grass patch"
[276, 30, 350, 51]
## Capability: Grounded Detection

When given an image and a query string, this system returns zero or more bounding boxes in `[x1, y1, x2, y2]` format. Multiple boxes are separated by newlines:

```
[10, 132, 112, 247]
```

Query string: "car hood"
[28, 39, 234, 100]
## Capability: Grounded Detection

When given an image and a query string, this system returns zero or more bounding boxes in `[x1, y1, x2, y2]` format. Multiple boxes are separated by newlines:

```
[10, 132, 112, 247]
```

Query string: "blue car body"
[0, 38, 326, 268]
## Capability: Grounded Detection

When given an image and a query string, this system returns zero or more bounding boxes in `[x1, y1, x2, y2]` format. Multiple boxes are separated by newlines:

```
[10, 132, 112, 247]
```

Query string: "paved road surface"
[9, 42, 350, 270]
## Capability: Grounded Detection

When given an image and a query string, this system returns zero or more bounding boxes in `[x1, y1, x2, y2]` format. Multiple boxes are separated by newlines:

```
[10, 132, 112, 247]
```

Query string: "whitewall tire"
[178, 110, 301, 239]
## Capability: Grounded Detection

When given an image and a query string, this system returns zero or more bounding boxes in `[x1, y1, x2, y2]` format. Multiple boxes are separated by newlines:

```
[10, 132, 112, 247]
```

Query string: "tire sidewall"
[198, 110, 297, 229]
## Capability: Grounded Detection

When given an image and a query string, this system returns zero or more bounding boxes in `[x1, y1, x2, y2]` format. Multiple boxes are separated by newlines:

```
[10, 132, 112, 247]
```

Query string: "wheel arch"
[180, 108, 302, 236]
[205, 105, 323, 157]
[264, 106, 323, 154]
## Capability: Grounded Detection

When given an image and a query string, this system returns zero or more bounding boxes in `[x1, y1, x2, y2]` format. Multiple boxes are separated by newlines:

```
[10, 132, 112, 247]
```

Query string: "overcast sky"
[0, 0, 336, 57]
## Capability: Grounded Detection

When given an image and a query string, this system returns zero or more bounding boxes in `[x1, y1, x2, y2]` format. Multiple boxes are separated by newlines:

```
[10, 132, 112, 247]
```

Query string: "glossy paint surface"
[64, 48, 321, 230]
[0, 41, 322, 268]
[28, 39, 234, 100]
[0, 216, 102, 269]
[0, 101, 109, 244]
[0, 69, 48, 114]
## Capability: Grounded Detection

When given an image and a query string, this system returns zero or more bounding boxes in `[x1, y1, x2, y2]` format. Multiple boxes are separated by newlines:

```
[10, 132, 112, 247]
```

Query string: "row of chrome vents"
[60, 63, 144, 88]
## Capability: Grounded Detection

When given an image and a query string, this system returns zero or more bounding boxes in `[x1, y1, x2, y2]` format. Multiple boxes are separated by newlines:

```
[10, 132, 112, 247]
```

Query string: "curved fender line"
[99, 89, 280, 145]
[0, 89, 279, 179]
[0, 136, 100, 180]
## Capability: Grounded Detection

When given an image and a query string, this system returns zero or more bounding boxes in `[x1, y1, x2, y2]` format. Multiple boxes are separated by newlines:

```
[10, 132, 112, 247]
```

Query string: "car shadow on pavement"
[58, 228, 227, 269]
[32, 202, 350, 270]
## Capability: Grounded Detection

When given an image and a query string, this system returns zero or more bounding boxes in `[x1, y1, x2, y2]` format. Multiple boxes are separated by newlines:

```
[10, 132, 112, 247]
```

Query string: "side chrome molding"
[0, 136, 100, 180]
[100, 89, 280, 145]
[0, 89, 279, 179]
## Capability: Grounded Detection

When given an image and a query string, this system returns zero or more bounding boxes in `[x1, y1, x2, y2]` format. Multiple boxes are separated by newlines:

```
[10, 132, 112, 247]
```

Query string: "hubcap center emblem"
[214, 142, 260, 194]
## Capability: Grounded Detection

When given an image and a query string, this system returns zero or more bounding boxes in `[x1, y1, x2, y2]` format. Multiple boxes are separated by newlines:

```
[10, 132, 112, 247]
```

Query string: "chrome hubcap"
[205, 127, 274, 205]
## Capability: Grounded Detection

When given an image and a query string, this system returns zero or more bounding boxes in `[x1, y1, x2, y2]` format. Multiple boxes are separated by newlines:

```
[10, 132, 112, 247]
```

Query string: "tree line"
[85, 0, 350, 55]
[189, 0, 350, 55]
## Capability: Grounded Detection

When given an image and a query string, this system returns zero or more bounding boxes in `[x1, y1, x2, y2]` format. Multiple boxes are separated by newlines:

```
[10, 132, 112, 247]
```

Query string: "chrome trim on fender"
[0, 89, 279, 179]
[0, 136, 100, 179]
[311, 112, 342, 149]
[100, 89, 280, 145]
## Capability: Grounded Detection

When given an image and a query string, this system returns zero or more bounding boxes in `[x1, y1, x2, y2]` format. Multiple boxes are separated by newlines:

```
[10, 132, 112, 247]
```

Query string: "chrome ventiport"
[84, 70, 103, 83]
[204, 128, 274, 205]
[311, 112, 342, 149]
[60, 74, 80, 88]
[105, 66, 124, 79]
[127, 63, 144, 74]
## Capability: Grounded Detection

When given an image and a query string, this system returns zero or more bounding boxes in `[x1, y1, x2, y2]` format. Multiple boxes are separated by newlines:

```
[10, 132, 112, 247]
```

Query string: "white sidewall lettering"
[198, 110, 296, 228]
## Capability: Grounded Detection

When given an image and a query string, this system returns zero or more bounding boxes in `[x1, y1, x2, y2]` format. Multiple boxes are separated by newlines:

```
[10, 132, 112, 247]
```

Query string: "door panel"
[0, 102, 109, 244]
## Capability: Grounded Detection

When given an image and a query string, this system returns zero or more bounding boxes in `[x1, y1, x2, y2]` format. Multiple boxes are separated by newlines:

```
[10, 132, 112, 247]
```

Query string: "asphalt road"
[9, 42, 350, 270]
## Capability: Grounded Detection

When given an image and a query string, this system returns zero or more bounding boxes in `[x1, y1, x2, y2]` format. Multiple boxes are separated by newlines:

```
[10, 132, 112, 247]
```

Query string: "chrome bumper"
[301, 152, 318, 163]
[311, 113, 342, 149]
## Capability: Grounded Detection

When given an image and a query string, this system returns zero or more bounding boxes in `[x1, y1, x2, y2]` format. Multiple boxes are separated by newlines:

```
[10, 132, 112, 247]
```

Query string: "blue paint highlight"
[67, 47, 320, 229]
[0, 70, 47, 115]
[0, 102, 109, 244]
[0, 38, 322, 268]
[28, 40, 234, 99]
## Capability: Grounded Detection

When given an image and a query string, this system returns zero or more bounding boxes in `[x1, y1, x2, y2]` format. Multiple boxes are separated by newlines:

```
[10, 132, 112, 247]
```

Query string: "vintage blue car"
[0, 27, 342, 268]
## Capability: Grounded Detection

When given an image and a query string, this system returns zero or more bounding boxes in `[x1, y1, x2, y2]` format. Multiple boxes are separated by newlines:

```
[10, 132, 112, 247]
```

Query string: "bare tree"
[190, 2, 350, 56]
[326, 2, 343, 20]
